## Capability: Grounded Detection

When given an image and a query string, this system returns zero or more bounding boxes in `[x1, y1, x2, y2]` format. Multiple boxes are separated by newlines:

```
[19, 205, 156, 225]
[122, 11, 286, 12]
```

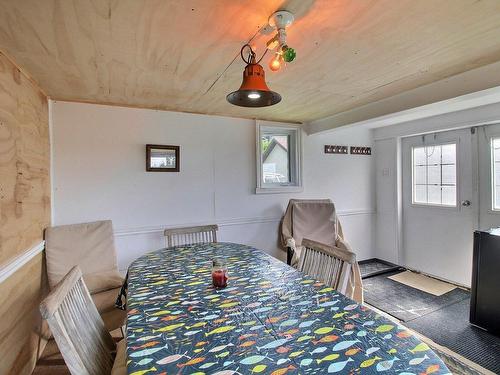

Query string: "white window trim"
[490, 136, 500, 212]
[477, 125, 500, 215]
[255, 121, 303, 194]
[410, 141, 459, 209]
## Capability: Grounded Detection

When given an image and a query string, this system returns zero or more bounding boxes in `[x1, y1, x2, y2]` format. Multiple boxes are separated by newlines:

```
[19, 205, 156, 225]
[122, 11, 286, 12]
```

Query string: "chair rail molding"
[113, 210, 375, 237]
[0, 241, 45, 284]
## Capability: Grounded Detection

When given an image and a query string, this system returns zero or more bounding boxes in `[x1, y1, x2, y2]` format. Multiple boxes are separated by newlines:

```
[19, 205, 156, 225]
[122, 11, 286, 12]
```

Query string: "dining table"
[124, 242, 450, 375]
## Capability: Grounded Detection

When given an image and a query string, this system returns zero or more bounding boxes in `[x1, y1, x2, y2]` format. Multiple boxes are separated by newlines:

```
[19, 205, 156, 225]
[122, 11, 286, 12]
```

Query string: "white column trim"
[0, 241, 45, 284]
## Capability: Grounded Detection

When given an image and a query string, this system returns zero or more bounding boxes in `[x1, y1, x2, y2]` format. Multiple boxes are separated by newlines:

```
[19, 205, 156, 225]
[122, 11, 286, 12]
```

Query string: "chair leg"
[287, 247, 293, 265]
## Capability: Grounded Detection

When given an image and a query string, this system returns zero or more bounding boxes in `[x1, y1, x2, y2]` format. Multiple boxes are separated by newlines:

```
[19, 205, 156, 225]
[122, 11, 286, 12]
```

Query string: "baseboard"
[359, 257, 399, 267]
[402, 266, 471, 290]
[359, 258, 404, 279]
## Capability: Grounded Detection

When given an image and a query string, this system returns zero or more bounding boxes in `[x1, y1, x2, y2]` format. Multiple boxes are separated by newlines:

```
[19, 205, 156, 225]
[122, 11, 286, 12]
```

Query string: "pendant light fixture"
[227, 10, 296, 108]
[266, 11, 296, 72]
[226, 44, 281, 107]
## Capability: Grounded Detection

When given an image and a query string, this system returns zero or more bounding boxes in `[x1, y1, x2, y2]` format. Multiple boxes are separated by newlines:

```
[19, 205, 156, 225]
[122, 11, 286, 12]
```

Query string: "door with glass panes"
[402, 129, 475, 286]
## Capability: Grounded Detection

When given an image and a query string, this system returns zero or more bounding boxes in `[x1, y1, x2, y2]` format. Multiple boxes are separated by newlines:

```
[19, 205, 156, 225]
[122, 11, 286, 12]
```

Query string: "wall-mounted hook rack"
[324, 145, 348, 154]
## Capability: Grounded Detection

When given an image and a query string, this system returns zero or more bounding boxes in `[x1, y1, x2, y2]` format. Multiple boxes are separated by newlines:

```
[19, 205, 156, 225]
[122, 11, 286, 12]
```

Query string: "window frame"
[255, 122, 303, 194]
[490, 137, 500, 211]
[410, 141, 458, 209]
[481, 129, 500, 215]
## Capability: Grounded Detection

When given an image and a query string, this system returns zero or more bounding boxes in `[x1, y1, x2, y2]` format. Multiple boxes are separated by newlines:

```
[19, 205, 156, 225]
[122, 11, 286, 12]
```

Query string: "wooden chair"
[299, 238, 357, 298]
[39, 266, 126, 375]
[164, 224, 218, 247]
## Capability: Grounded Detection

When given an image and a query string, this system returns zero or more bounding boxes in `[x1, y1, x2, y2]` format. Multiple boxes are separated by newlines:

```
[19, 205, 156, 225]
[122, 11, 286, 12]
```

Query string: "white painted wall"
[374, 138, 400, 264]
[51, 101, 375, 272]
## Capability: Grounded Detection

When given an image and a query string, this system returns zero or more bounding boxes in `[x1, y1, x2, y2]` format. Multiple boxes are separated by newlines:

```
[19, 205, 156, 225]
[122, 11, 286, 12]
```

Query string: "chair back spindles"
[39, 266, 116, 375]
[299, 238, 356, 298]
[164, 225, 218, 248]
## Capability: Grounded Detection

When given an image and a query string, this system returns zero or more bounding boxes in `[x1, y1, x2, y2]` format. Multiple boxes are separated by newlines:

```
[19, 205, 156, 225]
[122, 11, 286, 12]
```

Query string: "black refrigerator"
[470, 228, 500, 334]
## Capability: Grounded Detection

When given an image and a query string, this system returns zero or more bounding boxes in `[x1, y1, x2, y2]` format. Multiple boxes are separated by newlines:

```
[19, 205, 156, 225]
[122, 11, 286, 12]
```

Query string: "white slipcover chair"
[45, 220, 126, 331]
[280, 199, 364, 303]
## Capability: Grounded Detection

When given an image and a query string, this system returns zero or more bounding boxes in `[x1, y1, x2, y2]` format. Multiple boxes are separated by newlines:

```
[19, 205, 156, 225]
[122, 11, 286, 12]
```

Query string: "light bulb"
[248, 92, 261, 99]
[269, 54, 282, 72]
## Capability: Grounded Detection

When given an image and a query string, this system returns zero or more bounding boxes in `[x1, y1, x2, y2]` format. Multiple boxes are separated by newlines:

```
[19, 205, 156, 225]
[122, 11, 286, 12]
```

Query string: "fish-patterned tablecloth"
[126, 242, 450, 375]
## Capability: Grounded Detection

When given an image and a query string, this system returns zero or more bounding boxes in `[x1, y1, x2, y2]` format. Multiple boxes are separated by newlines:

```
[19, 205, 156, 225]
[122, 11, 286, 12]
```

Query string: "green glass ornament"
[283, 46, 296, 63]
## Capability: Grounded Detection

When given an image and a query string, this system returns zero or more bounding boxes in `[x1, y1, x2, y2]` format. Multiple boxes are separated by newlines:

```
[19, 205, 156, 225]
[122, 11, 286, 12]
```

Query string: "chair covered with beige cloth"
[280, 199, 364, 303]
[45, 220, 126, 332]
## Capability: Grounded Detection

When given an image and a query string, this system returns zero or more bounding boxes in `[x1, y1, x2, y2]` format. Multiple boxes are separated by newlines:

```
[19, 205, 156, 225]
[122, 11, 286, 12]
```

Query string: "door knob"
[461, 200, 471, 207]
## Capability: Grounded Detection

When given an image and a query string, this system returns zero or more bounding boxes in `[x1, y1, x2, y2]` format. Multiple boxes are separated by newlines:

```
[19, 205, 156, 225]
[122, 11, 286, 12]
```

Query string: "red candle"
[212, 269, 228, 288]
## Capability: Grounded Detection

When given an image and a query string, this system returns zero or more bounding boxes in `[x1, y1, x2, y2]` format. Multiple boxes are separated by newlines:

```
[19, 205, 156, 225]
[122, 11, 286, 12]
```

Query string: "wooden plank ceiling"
[1, 0, 500, 123]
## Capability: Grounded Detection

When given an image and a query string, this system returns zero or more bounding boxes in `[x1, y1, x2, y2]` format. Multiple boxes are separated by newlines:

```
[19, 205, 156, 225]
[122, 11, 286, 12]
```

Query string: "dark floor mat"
[406, 298, 500, 374]
[363, 271, 470, 322]
[359, 259, 400, 278]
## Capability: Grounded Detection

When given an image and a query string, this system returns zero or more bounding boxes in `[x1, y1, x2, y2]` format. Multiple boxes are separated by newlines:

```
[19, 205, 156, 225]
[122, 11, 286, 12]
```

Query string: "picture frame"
[146, 144, 180, 172]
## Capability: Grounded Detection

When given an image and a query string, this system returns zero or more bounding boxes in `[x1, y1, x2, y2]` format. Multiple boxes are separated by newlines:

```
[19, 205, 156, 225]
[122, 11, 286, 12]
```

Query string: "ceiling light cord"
[240, 44, 269, 65]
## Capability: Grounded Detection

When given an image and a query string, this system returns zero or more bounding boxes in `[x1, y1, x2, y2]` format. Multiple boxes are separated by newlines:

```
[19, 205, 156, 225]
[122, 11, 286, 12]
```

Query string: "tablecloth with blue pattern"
[125, 242, 449, 375]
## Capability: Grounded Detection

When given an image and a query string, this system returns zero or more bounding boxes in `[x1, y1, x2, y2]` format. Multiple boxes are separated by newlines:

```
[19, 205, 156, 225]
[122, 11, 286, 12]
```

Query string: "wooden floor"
[32, 328, 123, 375]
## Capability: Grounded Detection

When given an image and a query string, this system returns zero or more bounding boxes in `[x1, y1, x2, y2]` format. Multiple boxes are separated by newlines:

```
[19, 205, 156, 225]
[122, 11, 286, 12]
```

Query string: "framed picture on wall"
[146, 144, 180, 172]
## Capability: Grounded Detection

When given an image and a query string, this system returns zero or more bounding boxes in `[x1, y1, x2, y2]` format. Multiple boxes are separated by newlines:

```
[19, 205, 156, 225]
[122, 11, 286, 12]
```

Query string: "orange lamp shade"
[227, 61, 281, 107]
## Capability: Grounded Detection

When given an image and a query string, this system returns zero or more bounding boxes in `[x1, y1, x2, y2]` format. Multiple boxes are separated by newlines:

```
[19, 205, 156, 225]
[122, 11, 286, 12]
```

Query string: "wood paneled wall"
[0, 51, 50, 375]
[0, 254, 48, 375]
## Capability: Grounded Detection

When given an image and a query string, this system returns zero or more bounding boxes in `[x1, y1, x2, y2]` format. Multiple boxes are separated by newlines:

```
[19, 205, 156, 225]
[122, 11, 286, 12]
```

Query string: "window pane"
[442, 186, 456, 206]
[495, 164, 500, 183]
[428, 185, 441, 205]
[427, 165, 440, 185]
[259, 125, 303, 191]
[427, 145, 441, 165]
[495, 166, 500, 208]
[411, 143, 456, 207]
[493, 138, 500, 162]
[262, 134, 290, 184]
[414, 165, 426, 185]
[493, 138, 500, 209]
[442, 165, 456, 185]
[441, 144, 456, 164]
[413, 147, 427, 165]
[414, 185, 427, 203]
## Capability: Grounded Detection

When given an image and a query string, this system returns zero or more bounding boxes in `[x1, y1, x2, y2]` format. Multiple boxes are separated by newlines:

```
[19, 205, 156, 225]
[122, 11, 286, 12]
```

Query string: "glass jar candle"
[212, 259, 228, 288]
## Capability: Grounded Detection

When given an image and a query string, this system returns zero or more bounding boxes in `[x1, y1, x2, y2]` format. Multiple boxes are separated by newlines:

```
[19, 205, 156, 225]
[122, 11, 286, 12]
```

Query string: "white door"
[477, 124, 500, 230]
[402, 129, 476, 286]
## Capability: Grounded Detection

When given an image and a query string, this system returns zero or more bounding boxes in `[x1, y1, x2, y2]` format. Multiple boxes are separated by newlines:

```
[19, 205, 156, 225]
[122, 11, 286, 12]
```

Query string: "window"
[412, 143, 457, 207]
[256, 123, 302, 193]
[492, 138, 500, 210]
